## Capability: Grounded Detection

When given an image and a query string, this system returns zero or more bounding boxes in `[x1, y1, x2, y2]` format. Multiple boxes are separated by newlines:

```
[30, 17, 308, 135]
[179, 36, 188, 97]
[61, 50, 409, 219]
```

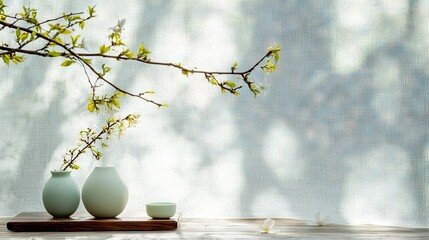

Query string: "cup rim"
[146, 202, 176, 207]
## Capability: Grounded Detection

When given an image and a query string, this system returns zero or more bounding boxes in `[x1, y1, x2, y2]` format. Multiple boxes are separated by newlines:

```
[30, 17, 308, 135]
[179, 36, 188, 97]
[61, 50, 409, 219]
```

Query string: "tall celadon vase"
[42, 170, 80, 218]
[82, 165, 129, 218]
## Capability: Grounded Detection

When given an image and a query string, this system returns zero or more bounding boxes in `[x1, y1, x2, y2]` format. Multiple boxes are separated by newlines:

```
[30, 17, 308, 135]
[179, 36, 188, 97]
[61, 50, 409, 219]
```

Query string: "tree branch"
[0, 19, 164, 107]
[76, 52, 272, 76]
[1, 14, 279, 105]
[29, 12, 84, 30]
[61, 120, 113, 171]
[0, 44, 272, 77]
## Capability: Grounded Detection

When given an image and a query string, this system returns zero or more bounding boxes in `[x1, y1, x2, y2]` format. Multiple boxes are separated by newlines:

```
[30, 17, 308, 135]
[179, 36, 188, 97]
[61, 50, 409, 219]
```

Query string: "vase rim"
[96, 164, 114, 168]
[50, 170, 72, 173]
[50, 170, 72, 176]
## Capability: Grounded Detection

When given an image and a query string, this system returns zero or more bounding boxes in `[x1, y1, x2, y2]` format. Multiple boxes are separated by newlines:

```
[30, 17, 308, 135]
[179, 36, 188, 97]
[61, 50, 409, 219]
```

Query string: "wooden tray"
[7, 212, 178, 232]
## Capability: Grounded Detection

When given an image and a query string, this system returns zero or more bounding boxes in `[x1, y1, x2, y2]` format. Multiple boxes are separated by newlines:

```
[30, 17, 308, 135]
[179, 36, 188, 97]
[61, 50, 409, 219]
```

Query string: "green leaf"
[48, 23, 55, 30]
[54, 36, 63, 44]
[99, 44, 110, 54]
[249, 82, 264, 97]
[15, 28, 21, 39]
[274, 52, 279, 63]
[19, 32, 28, 42]
[2, 54, 10, 65]
[138, 42, 144, 54]
[101, 63, 111, 74]
[27, 18, 38, 25]
[111, 99, 120, 108]
[261, 59, 277, 74]
[268, 44, 281, 53]
[182, 69, 189, 77]
[70, 34, 80, 46]
[123, 50, 135, 58]
[231, 62, 238, 72]
[225, 81, 236, 88]
[87, 99, 95, 112]
[115, 90, 125, 96]
[61, 59, 75, 67]
[78, 21, 85, 29]
[210, 78, 218, 85]
[27, 8, 36, 18]
[41, 32, 49, 38]
[70, 164, 80, 170]
[138, 42, 151, 58]
[30, 31, 37, 40]
[268, 44, 281, 63]
[68, 15, 81, 22]
[60, 29, 72, 35]
[48, 51, 62, 57]
[88, 5, 96, 17]
[82, 58, 92, 65]
[12, 55, 24, 64]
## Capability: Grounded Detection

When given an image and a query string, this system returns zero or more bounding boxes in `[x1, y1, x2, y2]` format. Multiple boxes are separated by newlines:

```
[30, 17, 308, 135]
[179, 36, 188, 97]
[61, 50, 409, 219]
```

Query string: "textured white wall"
[1, 0, 428, 227]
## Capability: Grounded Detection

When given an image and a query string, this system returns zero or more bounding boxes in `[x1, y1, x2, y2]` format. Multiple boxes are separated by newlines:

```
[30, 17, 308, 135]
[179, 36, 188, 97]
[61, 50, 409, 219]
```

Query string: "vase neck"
[50, 171, 72, 177]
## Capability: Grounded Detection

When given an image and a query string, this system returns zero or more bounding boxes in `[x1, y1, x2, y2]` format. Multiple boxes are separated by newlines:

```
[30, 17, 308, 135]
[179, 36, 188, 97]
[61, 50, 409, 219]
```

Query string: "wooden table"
[1, 216, 429, 239]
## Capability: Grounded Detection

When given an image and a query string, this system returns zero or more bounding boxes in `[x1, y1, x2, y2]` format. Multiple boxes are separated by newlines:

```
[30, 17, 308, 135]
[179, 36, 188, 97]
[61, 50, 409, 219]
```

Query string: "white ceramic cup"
[146, 202, 176, 218]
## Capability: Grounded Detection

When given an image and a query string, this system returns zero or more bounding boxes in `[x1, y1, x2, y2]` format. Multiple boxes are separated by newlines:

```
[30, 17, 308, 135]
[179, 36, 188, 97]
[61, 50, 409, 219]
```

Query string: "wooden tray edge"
[7, 212, 178, 232]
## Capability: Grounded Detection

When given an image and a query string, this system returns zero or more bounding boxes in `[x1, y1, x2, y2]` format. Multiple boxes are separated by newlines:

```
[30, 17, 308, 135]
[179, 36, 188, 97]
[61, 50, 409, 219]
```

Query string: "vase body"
[42, 171, 80, 218]
[82, 165, 128, 218]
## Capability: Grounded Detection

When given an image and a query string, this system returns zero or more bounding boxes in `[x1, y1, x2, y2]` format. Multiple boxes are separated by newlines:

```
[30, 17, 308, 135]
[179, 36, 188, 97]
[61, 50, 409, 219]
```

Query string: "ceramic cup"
[146, 202, 176, 219]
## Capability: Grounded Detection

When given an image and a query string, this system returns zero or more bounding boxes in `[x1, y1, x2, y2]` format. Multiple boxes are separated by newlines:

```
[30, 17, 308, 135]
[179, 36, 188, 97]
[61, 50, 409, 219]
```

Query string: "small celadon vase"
[42, 170, 80, 218]
[82, 165, 129, 218]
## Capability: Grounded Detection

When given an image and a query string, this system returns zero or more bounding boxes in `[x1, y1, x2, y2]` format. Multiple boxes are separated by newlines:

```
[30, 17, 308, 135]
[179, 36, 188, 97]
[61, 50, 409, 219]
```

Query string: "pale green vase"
[42, 171, 80, 218]
[82, 165, 128, 218]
